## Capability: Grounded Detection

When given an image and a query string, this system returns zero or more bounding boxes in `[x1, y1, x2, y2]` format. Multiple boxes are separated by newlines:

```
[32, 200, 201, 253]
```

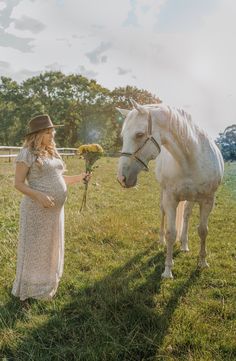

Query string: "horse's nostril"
[117, 175, 126, 187]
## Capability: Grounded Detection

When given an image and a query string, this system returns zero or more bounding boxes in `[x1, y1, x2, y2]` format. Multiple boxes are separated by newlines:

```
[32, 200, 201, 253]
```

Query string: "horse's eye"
[136, 132, 144, 139]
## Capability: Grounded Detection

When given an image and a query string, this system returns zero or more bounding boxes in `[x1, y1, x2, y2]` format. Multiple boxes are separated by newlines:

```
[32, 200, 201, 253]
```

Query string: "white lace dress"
[12, 148, 67, 300]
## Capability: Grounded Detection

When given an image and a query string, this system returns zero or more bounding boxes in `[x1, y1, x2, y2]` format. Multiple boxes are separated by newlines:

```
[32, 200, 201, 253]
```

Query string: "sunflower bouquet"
[77, 143, 104, 212]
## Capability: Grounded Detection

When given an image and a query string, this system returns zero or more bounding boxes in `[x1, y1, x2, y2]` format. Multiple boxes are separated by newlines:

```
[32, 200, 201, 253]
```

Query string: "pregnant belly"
[30, 176, 67, 207]
[50, 184, 67, 206]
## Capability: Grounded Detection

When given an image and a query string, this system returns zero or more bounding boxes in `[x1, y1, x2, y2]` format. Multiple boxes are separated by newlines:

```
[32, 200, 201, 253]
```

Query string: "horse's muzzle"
[117, 175, 137, 188]
[117, 175, 126, 188]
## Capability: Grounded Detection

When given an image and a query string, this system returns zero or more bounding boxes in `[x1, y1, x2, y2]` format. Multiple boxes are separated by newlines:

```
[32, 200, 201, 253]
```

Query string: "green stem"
[80, 178, 89, 212]
[79, 158, 91, 213]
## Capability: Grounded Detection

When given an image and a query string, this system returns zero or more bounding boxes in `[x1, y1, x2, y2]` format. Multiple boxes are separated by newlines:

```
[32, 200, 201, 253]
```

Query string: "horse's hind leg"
[161, 193, 178, 279]
[159, 191, 166, 246]
[180, 201, 194, 252]
[197, 197, 214, 268]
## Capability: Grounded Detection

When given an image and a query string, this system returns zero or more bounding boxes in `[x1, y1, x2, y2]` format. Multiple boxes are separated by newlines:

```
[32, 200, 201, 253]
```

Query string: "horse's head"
[117, 99, 161, 188]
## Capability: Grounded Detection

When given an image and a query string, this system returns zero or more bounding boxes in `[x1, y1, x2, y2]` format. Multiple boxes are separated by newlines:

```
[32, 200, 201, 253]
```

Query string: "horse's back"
[155, 140, 224, 200]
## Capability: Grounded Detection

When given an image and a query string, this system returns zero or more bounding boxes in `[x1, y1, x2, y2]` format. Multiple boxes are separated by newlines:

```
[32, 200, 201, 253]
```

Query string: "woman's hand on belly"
[35, 191, 55, 208]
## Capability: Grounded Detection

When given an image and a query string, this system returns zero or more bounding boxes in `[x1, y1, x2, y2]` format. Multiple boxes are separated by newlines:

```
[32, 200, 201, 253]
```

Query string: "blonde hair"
[23, 129, 63, 167]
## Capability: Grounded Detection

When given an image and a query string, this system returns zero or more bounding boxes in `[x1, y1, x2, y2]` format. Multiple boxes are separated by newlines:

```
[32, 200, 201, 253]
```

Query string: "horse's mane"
[121, 103, 208, 152]
[146, 104, 208, 152]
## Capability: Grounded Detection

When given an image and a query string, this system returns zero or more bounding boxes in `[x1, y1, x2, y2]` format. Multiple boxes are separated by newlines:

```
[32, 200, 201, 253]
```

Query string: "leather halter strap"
[120, 111, 161, 171]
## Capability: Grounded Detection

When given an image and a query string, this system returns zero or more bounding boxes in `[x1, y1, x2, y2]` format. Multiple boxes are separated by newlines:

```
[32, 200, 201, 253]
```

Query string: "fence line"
[0, 146, 120, 162]
[0, 146, 77, 162]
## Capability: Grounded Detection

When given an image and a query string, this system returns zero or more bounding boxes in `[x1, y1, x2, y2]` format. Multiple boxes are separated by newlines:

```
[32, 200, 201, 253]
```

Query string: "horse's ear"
[130, 99, 147, 115]
[116, 108, 130, 118]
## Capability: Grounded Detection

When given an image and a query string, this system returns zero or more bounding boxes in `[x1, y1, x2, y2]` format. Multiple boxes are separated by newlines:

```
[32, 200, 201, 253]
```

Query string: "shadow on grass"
[1, 246, 201, 361]
[0, 293, 39, 359]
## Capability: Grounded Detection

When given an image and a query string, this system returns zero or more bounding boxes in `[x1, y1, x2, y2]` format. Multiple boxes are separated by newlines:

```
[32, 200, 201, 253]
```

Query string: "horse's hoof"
[159, 240, 166, 246]
[161, 269, 173, 279]
[159, 234, 166, 246]
[180, 246, 189, 252]
[198, 260, 209, 268]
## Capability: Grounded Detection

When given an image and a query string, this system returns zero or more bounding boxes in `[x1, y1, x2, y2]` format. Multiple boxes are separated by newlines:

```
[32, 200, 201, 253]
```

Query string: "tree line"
[0, 71, 235, 160]
[216, 125, 236, 161]
[0, 71, 160, 152]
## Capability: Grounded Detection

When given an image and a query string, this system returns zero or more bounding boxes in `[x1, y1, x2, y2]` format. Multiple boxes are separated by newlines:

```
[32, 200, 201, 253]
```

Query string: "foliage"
[0, 158, 236, 360]
[216, 124, 236, 161]
[0, 77, 24, 145]
[0, 72, 161, 151]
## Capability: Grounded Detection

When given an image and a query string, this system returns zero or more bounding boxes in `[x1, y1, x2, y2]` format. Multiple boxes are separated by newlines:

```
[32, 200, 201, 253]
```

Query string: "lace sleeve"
[15, 148, 35, 167]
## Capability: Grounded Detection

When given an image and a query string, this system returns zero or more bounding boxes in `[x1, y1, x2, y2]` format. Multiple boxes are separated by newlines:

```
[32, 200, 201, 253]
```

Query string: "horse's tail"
[176, 201, 186, 241]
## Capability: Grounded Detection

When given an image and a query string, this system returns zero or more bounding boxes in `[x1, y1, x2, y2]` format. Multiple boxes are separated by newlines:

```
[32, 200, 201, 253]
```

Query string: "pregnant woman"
[12, 114, 89, 301]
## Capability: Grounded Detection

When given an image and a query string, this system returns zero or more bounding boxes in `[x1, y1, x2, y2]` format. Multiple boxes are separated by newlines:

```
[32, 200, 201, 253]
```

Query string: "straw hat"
[26, 114, 64, 135]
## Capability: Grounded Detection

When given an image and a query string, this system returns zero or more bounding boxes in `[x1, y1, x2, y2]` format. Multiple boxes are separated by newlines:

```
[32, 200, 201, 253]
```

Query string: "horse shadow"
[1, 246, 200, 361]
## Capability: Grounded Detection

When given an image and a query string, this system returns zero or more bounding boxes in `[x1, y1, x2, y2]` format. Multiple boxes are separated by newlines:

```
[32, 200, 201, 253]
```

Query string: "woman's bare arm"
[14, 162, 55, 208]
[63, 173, 91, 185]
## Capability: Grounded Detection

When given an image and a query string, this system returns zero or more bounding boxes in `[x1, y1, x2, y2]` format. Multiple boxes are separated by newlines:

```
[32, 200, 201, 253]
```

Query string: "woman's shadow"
[1, 244, 200, 361]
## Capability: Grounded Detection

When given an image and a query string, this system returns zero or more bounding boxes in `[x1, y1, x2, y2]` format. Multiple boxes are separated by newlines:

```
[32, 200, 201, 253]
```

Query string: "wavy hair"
[23, 129, 62, 166]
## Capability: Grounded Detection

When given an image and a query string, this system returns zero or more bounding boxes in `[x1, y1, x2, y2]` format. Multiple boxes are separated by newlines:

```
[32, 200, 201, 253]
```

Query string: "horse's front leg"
[161, 193, 178, 279]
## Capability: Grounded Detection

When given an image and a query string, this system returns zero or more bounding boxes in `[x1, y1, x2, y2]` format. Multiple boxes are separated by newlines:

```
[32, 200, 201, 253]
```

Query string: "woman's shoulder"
[15, 147, 36, 167]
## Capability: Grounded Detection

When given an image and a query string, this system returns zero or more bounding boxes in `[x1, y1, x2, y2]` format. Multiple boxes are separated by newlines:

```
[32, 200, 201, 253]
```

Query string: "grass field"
[0, 157, 236, 361]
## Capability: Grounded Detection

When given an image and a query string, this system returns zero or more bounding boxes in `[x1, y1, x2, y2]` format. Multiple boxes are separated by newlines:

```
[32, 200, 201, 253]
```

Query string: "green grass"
[0, 158, 236, 361]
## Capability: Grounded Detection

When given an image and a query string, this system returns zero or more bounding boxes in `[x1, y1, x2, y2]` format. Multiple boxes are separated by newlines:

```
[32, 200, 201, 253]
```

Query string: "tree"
[216, 124, 236, 161]
[22, 72, 111, 147]
[0, 72, 162, 151]
[0, 77, 24, 145]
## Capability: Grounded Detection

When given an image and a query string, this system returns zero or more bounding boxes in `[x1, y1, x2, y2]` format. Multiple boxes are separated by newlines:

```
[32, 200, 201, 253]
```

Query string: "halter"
[120, 111, 161, 171]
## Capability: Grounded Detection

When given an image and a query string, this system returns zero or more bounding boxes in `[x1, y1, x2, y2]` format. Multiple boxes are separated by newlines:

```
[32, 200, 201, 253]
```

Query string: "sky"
[0, 0, 235, 139]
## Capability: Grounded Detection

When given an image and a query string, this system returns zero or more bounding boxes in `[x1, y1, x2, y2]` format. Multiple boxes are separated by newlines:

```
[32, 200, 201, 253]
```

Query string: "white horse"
[117, 100, 224, 279]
